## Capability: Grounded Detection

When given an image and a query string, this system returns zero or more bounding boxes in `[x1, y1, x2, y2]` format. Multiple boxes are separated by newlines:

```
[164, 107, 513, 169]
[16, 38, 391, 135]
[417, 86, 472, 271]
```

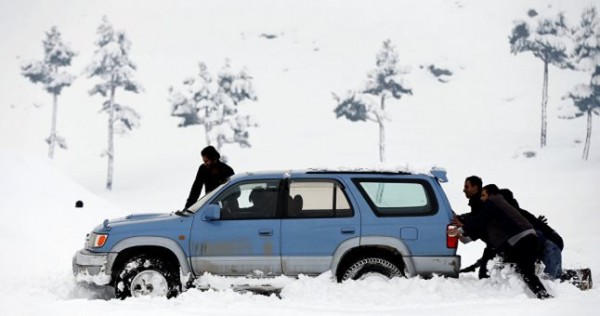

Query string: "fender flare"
[107, 236, 192, 277]
[330, 236, 416, 277]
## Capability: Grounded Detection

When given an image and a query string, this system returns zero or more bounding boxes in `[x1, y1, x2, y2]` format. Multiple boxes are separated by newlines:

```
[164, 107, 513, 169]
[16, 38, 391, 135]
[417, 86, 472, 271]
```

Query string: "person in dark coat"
[463, 175, 484, 214]
[499, 189, 564, 250]
[455, 176, 484, 239]
[184, 146, 234, 209]
[455, 176, 497, 279]
[452, 184, 551, 299]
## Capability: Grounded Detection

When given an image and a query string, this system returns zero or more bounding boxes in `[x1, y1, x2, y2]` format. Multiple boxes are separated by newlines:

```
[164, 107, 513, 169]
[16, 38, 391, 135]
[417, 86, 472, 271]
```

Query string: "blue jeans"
[542, 240, 562, 279]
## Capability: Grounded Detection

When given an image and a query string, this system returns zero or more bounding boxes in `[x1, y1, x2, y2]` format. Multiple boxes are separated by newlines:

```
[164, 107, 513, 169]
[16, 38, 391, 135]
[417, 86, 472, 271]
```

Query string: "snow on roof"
[307, 163, 448, 182]
[242, 163, 448, 182]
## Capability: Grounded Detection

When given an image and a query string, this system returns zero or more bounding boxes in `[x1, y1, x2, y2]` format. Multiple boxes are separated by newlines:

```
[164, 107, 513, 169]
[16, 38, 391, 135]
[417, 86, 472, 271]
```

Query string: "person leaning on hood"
[184, 146, 234, 209]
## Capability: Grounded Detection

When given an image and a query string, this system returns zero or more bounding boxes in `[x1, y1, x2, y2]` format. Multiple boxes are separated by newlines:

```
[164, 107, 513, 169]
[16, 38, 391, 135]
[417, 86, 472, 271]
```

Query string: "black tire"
[341, 257, 404, 281]
[114, 256, 181, 299]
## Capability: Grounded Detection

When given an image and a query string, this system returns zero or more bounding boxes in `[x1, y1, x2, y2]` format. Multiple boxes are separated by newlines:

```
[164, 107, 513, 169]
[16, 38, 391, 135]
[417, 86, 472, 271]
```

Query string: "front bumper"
[72, 249, 110, 278]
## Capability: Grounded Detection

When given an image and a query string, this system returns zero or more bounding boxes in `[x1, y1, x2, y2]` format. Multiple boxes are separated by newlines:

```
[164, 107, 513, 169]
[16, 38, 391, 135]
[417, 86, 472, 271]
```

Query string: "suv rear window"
[354, 179, 437, 216]
[286, 180, 353, 218]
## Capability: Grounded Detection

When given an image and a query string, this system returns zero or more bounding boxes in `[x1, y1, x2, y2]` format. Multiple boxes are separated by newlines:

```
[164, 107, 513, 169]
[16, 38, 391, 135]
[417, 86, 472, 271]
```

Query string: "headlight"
[86, 232, 109, 248]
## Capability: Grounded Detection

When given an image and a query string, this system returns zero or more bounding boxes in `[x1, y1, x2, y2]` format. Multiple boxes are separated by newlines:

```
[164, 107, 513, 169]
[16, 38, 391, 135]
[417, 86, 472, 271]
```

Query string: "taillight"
[447, 224, 458, 249]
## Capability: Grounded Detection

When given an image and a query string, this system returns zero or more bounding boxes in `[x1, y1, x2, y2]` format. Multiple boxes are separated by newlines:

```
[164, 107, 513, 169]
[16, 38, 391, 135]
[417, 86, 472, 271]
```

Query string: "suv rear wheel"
[115, 255, 180, 299]
[341, 257, 404, 281]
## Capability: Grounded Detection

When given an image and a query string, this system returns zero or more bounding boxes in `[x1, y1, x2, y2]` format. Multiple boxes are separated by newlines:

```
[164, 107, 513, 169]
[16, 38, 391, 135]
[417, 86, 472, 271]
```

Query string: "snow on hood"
[105, 212, 175, 226]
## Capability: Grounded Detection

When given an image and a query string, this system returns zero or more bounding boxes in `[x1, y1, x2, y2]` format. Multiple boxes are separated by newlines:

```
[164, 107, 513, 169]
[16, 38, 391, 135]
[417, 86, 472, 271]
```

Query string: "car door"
[281, 178, 359, 275]
[189, 179, 282, 276]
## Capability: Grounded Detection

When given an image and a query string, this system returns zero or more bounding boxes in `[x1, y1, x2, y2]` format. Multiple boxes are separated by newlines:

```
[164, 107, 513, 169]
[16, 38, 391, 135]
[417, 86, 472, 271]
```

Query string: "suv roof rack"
[305, 166, 448, 183]
[306, 170, 412, 175]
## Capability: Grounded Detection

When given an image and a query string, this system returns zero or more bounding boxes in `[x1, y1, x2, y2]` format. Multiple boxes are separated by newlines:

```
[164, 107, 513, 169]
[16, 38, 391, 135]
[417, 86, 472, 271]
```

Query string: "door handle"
[258, 229, 273, 236]
[341, 227, 356, 234]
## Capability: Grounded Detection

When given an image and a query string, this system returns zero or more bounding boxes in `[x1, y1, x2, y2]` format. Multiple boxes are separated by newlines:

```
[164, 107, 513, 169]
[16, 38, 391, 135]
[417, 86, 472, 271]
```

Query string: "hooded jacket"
[500, 189, 564, 250]
[462, 194, 536, 249]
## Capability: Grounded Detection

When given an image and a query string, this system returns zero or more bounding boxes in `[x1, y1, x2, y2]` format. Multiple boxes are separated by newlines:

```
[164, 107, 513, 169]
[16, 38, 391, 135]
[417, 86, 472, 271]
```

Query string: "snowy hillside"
[1, 0, 599, 315]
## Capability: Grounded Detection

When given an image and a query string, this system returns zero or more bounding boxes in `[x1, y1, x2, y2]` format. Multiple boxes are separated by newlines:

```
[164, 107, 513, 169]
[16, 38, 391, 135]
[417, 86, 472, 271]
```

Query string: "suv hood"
[110, 213, 171, 224]
[94, 212, 188, 233]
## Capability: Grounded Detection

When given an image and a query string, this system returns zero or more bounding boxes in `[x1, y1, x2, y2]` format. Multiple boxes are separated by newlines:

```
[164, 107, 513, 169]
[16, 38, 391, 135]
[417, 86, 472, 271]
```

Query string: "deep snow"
[1, 0, 600, 315]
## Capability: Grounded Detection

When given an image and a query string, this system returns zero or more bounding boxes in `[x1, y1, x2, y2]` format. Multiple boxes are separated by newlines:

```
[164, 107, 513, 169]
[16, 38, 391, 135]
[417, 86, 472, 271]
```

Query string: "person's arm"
[185, 165, 205, 209]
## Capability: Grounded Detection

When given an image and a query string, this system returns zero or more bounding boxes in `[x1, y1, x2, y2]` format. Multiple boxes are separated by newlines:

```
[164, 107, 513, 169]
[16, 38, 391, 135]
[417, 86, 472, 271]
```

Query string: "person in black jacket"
[455, 176, 497, 279]
[452, 184, 551, 299]
[184, 146, 234, 209]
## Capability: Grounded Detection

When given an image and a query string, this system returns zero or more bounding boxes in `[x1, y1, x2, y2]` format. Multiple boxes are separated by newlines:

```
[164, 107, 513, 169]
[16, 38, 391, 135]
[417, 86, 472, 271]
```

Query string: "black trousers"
[503, 234, 549, 298]
[477, 246, 497, 278]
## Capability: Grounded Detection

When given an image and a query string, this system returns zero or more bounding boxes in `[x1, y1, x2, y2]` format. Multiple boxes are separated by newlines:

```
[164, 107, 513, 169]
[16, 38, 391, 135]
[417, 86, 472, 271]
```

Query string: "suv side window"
[354, 179, 437, 216]
[286, 180, 353, 218]
[215, 180, 280, 220]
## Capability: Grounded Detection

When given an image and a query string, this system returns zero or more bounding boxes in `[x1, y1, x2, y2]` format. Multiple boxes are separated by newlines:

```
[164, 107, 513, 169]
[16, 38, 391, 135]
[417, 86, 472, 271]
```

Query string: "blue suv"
[73, 168, 460, 298]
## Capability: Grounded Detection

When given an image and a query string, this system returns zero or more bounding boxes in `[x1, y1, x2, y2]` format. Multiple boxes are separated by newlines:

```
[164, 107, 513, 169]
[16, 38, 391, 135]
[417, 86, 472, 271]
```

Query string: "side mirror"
[202, 204, 221, 221]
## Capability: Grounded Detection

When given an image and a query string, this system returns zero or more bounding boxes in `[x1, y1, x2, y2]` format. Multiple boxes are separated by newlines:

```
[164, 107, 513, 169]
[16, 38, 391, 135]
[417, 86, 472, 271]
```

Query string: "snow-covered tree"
[333, 39, 412, 163]
[169, 60, 257, 152]
[562, 7, 600, 160]
[509, 9, 572, 148]
[86, 17, 142, 190]
[21, 26, 76, 159]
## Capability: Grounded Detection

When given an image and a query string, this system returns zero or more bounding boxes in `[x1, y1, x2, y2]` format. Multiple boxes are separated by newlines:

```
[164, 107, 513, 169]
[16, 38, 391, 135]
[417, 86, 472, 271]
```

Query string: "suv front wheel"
[341, 257, 404, 281]
[115, 255, 180, 299]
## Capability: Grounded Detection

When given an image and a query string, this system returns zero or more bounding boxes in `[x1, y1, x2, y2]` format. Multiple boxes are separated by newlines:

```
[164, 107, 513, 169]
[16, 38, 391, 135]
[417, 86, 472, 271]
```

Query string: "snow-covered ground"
[1, 0, 599, 315]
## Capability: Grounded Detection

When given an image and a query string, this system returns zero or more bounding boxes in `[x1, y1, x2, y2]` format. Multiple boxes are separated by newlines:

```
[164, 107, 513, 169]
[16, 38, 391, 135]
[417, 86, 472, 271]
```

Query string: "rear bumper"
[411, 255, 461, 278]
[72, 249, 111, 283]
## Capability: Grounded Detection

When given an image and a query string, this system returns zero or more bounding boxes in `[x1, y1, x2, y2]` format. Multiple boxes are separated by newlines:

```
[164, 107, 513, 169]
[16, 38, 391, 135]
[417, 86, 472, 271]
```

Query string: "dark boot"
[561, 268, 593, 290]
[477, 247, 496, 279]
[478, 263, 489, 279]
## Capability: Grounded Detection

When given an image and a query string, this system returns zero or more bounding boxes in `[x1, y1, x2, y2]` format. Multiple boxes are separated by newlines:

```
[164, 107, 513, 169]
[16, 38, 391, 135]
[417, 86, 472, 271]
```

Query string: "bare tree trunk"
[204, 123, 211, 148]
[378, 120, 385, 163]
[540, 61, 549, 148]
[48, 93, 58, 159]
[379, 94, 386, 163]
[107, 84, 115, 190]
[217, 138, 224, 152]
[583, 109, 592, 160]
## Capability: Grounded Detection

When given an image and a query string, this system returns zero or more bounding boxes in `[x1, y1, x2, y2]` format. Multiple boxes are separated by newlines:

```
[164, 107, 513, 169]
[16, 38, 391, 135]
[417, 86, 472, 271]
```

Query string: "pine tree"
[509, 9, 572, 148]
[86, 16, 142, 190]
[21, 26, 76, 159]
[169, 60, 257, 152]
[563, 7, 600, 160]
[333, 40, 412, 163]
